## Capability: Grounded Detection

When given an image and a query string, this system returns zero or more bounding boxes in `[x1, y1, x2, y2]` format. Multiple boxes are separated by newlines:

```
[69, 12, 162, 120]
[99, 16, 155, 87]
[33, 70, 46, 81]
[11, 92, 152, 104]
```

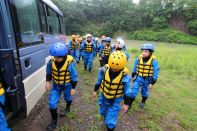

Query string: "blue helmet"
[104, 37, 111, 43]
[141, 43, 154, 52]
[49, 42, 68, 57]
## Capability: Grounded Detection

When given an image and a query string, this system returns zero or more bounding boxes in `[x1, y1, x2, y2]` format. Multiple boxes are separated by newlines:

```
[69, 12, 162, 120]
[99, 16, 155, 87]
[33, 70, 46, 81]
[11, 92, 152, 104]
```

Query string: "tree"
[51, 0, 196, 36]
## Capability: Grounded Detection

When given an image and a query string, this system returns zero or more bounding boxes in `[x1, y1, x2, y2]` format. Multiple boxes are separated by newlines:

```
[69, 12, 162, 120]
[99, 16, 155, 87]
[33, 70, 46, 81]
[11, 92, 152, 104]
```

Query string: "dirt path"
[12, 56, 145, 131]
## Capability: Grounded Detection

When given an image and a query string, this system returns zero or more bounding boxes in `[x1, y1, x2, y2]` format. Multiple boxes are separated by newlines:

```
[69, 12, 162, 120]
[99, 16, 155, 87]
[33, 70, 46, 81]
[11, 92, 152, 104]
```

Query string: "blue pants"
[98, 93, 122, 129]
[70, 50, 77, 61]
[48, 84, 72, 109]
[83, 52, 94, 69]
[76, 49, 81, 62]
[0, 95, 10, 131]
[80, 51, 84, 60]
[131, 76, 150, 98]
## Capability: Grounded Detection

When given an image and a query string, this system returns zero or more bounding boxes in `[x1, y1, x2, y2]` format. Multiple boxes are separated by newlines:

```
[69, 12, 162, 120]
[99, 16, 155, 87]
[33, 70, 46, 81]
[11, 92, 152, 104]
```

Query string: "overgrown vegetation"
[52, 0, 197, 39]
[127, 28, 197, 45]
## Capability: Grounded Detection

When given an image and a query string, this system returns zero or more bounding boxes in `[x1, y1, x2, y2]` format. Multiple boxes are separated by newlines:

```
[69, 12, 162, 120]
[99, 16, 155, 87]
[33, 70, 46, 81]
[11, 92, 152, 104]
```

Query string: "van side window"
[38, 2, 47, 33]
[60, 17, 66, 34]
[47, 7, 60, 35]
[14, 0, 42, 44]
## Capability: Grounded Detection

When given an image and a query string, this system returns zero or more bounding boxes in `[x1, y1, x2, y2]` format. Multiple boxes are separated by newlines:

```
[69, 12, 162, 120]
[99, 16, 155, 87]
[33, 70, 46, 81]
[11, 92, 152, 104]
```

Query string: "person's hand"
[122, 104, 129, 113]
[148, 84, 153, 91]
[71, 89, 76, 96]
[45, 81, 51, 91]
[92, 91, 97, 98]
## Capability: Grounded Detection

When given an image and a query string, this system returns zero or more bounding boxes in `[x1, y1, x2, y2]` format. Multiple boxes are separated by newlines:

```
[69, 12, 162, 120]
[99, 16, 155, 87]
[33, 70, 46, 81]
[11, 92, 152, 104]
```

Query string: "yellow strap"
[105, 64, 110, 68]
[139, 55, 156, 65]
[0, 88, 5, 96]
[122, 67, 129, 75]
[72, 41, 76, 45]
[67, 55, 73, 62]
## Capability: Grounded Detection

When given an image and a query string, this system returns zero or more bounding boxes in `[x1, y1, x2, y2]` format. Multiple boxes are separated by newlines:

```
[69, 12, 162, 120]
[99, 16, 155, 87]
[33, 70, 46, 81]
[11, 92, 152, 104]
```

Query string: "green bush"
[81, 22, 101, 36]
[187, 20, 197, 35]
[99, 21, 116, 37]
[127, 28, 197, 45]
[152, 17, 168, 31]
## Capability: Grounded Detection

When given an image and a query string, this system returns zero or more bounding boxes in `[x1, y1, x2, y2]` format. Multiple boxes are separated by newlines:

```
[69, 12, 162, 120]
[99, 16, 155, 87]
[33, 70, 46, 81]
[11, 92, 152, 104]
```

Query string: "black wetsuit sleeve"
[71, 81, 78, 89]
[123, 96, 132, 107]
[151, 78, 157, 85]
[46, 74, 52, 82]
[94, 84, 100, 92]
[131, 72, 136, 78]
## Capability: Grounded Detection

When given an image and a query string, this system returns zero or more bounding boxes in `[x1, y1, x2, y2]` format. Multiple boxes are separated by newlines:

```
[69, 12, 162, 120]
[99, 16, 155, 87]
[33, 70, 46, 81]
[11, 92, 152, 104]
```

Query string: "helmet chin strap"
[63, 55, 67, 60]
[142, 54, 152, 61]
[110, 68, 121, 73]
[116, 47, 122, 51]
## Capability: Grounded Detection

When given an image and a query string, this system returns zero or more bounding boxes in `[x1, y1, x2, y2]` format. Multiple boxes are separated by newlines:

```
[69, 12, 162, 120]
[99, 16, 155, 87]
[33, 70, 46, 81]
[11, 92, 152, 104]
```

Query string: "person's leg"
[81, 51, 84, 60]
[103, 56, 107, 65]
[101, 57, 105, 67]
[83, 53, 88, 70]
[105, 56, 109, 65]
[0, 108, 10, 131]
[78, 50, 81, 62]
[98, 94, 107, 117]
[140, 80, 149, 109]
[88, 53, 94, 72]
[129, 77, 143, 108]
[105, 102, 121, 131]
[60, 85, 73, 117]
[47, 87, 61, 130]
[0, 95, 10, 131]
[75, 49, 80, 63]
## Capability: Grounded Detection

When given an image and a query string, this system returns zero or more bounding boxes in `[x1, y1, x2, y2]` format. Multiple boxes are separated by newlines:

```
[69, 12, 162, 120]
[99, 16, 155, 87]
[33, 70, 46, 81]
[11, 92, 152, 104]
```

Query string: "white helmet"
[86, 34, 92, 39]
[116, 38, 125, 48]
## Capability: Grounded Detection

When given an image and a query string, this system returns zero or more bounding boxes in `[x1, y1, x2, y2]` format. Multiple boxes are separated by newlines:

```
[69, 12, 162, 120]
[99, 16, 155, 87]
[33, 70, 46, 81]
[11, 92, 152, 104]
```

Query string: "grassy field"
[125, 42, 197, 130]
[13, 38, 197, 131]
[62, 38, 197, 130]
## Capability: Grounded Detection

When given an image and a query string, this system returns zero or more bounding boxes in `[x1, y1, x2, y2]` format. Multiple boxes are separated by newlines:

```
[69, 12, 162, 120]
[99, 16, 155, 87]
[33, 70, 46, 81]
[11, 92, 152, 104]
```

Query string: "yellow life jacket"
[84, 42, 93, 52]
[100, 64, 129, 99]
[102, 45, 111, 56]
[136, 55, 156, 77]
[0, 82, 5, 96]
[51, 55, 73, 85]
[71, 41, 77, 49]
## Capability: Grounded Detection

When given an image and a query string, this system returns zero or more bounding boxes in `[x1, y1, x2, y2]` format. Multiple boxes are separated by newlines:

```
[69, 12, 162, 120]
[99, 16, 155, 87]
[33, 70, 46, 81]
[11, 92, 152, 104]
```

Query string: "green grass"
[129, 43, 197, 130]
[65, 37, 197, 130]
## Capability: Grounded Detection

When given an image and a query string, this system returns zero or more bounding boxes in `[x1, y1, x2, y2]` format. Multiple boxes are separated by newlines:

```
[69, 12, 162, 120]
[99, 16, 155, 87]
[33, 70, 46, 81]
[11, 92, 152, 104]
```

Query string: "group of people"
[67, 34, 130, 71]
[0, 34, 159, 131]
[44, 34, 159, 131]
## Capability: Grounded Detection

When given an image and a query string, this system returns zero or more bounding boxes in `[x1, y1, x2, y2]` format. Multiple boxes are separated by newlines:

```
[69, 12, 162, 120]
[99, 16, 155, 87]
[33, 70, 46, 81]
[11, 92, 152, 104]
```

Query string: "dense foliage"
[52, 0, 197, 44]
